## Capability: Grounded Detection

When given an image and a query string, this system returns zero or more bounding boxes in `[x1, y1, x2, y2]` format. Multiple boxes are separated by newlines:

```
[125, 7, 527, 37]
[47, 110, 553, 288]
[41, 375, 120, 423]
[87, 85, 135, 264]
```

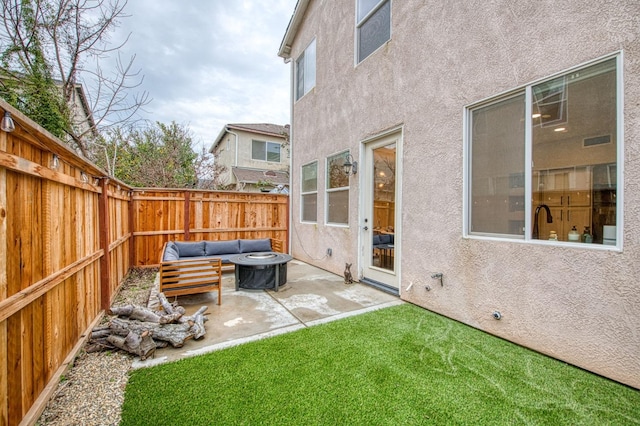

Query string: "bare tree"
[194, 146, 231, 190]
[0, 0, 149, 157]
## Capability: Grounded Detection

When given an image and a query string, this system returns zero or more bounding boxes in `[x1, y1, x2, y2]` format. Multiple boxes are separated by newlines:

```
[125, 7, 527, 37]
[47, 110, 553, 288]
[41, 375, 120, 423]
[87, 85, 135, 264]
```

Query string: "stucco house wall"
[280, 0, 640, 389]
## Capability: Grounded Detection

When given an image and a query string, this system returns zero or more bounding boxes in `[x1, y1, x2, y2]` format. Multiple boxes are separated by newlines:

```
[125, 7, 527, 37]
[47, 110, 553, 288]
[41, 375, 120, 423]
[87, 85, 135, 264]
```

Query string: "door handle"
[363, 226, 369, 231]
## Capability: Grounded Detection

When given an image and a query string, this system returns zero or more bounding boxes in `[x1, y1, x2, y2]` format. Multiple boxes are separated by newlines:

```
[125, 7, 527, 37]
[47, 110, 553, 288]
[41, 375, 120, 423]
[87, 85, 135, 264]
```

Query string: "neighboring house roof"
[232, 167, 289, 186]
[70, 83, 97, 134]
[211, 123, 290, 153]
[278, 0, 311, 59]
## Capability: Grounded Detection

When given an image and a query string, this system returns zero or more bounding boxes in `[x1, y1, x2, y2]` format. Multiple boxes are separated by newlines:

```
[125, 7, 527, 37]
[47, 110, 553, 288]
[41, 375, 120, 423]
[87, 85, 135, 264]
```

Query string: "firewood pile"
[86, 292, 208, 360]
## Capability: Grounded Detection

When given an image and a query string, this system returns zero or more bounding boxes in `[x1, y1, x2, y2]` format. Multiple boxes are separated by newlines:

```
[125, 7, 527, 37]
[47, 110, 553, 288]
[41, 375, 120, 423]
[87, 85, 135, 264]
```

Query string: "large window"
[466, 55, 620, 246]
[356, 0, 391, 63]
[326, 152, 350, 225]
[296, 39, 316, 101]
[252, 140, 281, 162]
[301, 161, 318, 222]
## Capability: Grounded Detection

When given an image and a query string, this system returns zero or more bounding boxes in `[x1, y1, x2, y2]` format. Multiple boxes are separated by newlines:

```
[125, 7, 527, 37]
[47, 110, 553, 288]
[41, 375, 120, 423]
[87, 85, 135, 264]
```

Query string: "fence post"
[128, 191, 135, 267]
[184, 190, 191, 241]
[98, 178, 111, 310]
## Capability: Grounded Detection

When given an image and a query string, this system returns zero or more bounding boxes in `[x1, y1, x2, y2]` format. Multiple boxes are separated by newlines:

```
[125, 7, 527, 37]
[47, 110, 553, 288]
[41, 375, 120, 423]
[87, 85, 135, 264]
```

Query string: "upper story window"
[252, 140, 281, 162]
[301, 161, 318, 223]
[296, 39, 316, 101]
[356, 0, 391, 63]
[326, 151, 351, 225]
[465, 54, 621, 247]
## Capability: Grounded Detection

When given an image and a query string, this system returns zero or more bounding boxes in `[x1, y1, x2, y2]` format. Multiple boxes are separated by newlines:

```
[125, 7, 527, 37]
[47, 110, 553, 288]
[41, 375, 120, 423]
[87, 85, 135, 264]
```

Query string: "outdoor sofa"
[159, 238, 284, 303]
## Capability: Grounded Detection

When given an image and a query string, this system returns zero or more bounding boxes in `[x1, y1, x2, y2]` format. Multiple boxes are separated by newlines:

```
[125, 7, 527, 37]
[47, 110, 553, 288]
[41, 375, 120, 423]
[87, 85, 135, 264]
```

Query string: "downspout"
[225, 126, 240, 189]
[225, 126, 239, 167]
[284, 56, 294, 255]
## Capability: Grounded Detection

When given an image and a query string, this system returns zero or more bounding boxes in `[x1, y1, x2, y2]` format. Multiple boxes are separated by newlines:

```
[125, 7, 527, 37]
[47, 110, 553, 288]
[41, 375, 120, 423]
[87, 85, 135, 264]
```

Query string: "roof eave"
[226, 124, 289, 139]
[277, 0, 310, 60]
[209, 126, 230, 153]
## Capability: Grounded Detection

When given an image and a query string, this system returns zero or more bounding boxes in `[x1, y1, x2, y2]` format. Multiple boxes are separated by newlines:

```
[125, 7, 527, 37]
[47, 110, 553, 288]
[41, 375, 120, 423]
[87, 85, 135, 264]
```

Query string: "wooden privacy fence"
[0, 101, 289, 425]
[132, 189, 288, 266]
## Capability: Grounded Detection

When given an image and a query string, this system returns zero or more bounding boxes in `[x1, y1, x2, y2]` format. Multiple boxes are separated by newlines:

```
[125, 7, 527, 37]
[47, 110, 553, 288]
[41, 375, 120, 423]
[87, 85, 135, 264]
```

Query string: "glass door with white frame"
[361, 134, 399, 289]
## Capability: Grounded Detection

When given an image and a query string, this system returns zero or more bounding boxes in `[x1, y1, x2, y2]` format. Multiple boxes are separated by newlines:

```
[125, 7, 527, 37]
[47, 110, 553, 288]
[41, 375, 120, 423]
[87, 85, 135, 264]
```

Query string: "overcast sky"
[108, 0, 297, 152]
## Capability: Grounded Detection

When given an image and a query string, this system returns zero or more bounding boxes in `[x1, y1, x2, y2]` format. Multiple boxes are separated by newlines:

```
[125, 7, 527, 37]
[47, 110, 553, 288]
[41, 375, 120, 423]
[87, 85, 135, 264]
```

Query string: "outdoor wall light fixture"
[343, 154, 357, 176]
[1, 111, 15, 133]
[50, 154, 60, 170]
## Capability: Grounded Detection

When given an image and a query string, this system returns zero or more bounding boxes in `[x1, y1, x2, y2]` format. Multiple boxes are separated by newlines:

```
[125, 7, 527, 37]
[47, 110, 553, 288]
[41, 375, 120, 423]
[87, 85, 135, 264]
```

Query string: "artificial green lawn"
[121, 304, 640, 425]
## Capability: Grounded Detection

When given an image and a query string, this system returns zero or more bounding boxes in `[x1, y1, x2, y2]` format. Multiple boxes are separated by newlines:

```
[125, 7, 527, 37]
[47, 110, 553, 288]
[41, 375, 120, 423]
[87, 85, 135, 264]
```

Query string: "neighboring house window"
[356, 0, 391, 63]
[326, 152, 350, 225]
[301, 161, 318, 222]
[465, 55, 620, 246]
[296, 39, 316, 101]
[252, 140, 281, 162]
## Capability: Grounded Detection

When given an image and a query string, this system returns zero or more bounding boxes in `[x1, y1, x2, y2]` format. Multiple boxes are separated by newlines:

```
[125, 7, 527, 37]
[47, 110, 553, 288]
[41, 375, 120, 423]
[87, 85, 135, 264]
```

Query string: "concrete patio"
[133, 259, 402, 369]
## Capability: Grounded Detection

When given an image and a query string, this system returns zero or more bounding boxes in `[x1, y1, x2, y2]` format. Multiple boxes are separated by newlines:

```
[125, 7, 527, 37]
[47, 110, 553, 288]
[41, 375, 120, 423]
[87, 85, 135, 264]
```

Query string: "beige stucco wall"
[287, 0, 640, 389]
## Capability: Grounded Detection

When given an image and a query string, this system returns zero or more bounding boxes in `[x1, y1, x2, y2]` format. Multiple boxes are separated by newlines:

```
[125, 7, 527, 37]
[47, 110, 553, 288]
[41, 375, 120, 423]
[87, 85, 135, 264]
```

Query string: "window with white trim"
[296, 39, 316, 101]
[326, 152, 350, 225]
[252, 140, 281, 162]
[356, 0, 391, 63]
[466, 55, 620, 246]
[301, 161, 318, 222]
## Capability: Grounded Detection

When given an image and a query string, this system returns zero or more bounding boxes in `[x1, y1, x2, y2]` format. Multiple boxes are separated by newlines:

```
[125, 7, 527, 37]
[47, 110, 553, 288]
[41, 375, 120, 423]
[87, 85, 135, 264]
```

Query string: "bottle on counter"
[582, 227, 593, 243]
[548, 231, 558, 241]
[568, 225, 580, 242]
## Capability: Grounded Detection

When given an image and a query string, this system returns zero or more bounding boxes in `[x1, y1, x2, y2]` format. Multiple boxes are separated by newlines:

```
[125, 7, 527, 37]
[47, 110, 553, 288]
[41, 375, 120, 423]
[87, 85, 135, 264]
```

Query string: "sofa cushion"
[239, 238, 272, 253]
[205, 240, 240, 256]
[174, 241, 205, 257]
[163, 241, 179, 261]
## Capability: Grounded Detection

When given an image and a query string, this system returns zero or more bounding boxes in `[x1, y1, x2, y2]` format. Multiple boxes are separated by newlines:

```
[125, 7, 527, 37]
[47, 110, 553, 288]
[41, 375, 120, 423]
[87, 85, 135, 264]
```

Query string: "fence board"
[0, 129, 7, 425]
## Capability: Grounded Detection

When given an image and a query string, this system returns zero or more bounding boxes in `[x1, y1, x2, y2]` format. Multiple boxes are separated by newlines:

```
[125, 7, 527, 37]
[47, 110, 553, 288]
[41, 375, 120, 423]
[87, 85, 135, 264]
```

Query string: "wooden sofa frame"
[158, 238, 284, 303]
[160, 258, 223, 303]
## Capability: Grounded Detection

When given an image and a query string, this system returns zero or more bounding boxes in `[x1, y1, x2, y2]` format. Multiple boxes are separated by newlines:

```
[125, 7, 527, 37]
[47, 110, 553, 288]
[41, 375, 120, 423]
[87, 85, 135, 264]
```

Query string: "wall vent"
[583, 134, 611, 147]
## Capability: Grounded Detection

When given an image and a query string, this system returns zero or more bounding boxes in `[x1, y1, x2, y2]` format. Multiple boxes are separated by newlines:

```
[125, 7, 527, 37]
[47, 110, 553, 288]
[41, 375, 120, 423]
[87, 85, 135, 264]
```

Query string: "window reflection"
[372, 144, 396, 270]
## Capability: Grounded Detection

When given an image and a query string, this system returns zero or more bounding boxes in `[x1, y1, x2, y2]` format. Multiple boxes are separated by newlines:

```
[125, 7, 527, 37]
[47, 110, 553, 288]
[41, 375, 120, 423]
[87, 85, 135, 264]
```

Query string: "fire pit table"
[229, 252, 293, 291]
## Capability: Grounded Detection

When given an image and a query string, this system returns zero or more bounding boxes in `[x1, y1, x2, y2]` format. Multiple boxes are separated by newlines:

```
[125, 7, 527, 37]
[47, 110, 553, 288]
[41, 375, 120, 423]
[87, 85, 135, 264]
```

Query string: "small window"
[296, 39, 316, 101]
[465, 55, 620, 246]
[356, 0, 391, 63]
[326, 152, 350, 225]
[301, 161, 318, 222]
[252, 140, 281, 162]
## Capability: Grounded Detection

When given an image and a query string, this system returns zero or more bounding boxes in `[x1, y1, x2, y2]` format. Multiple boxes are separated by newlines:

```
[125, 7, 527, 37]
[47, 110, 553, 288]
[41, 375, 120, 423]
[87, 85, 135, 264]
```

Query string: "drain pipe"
[225, 126, 240, 167]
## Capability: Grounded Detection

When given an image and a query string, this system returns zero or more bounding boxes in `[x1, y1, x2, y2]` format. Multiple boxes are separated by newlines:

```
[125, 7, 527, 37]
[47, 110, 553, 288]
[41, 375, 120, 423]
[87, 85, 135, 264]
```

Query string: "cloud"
[105, 0, 296, 150]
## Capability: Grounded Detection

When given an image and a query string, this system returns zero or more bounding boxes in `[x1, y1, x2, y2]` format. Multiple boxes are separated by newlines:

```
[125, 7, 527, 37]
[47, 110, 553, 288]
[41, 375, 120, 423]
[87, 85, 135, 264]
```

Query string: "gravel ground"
[37, 268, 157, 426]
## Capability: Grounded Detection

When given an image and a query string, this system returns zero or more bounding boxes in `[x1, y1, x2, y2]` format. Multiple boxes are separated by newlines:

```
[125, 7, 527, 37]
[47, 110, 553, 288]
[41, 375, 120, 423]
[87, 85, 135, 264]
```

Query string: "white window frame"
[325, 151, 351, 226]
[301, 161, 318, 223]
[295, 38, 316, 101]
[355, 0, 391, 64]
[251, 140, 281, 163]
[463, 52, 624, 249]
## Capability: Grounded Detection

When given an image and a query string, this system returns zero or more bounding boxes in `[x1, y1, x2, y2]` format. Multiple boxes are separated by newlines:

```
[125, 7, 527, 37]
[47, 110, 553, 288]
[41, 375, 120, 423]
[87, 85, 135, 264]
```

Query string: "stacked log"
[86, 292, 208, 359]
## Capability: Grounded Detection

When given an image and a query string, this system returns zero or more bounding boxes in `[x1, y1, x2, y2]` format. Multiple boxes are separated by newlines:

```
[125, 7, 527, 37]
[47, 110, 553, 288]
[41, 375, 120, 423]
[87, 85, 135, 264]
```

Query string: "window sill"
[463, 234, 622, 252]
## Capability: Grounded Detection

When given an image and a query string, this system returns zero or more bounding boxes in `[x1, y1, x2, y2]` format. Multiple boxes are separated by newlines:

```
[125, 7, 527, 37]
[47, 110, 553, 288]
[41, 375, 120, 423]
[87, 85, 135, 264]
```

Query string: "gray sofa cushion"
[163, 241, 179, 261]
[205, 240, 240, 255]
[379, 234, 392, 244]
[239, 238, 272, 253]
[175, 241, 205, 257]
